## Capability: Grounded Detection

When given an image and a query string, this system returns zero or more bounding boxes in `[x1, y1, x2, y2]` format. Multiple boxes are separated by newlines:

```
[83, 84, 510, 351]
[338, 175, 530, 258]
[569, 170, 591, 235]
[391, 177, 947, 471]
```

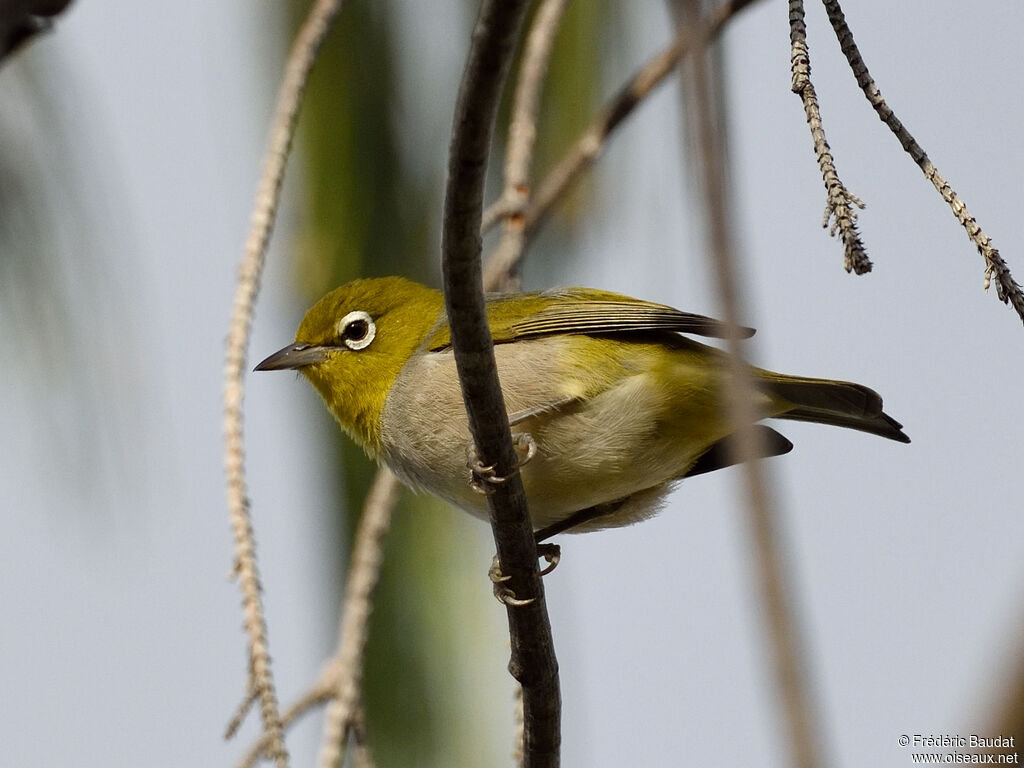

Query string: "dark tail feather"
[683, 425, 794, 478]
[759, 374, 911, 443]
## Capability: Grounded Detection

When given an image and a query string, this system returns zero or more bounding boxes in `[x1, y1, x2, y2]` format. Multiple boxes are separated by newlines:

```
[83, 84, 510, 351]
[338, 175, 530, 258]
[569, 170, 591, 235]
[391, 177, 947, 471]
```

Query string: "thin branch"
[348, 704, 376, 768]
[317, 469, 400, 768]
[482, 0, 760, 249]
[482, 195, 518, 233]
[486, 0, 571, 294]
[678, 4, 825, 767]
[441, 1, 560, 766]
[520, 35, 687, 240]
[222, 0, 348, 765]
[233, 470, 399, 768]
[821, 0, 1024, 324]
[224, 684, 257, 741]
[236, 678, 334, 768]
[789, 0, 870, 274]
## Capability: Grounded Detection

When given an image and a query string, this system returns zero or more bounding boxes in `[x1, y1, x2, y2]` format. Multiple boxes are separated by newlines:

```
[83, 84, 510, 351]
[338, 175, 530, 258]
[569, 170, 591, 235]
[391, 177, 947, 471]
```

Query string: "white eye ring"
[337, 310, 376, 351]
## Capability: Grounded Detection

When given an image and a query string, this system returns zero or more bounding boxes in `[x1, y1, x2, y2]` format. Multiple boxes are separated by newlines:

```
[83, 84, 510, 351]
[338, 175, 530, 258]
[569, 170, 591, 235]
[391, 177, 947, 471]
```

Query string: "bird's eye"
[337, 310, 376, 351]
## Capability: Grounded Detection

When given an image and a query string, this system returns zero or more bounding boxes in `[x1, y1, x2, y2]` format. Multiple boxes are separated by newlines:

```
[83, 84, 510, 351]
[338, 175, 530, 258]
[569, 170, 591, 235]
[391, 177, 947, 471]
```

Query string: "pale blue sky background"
[1, 2, 1022, 767]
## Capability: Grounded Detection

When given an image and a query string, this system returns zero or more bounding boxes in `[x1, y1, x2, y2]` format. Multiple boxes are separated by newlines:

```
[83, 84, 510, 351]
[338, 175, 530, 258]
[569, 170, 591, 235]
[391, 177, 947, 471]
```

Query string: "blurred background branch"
[673, 2, 825, 766]
[223, 0, 351, 761]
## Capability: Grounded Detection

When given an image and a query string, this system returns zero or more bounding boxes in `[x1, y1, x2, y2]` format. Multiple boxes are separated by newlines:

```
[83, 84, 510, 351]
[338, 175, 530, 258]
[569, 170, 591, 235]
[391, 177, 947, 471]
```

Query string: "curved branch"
[222, 1, 348, 765]
[481, 0, 761, 292]
[441, 1, 560, 765]
[316, 469, 398, 768]
[486, 0, 571, 293]
[234, 470, 398, 768]
[487, 0, 759, 249]
[821, 0, 1024, 324]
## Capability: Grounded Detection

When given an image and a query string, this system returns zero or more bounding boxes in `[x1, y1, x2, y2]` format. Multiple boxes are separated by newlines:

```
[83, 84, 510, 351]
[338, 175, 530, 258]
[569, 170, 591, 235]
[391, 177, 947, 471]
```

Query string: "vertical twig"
[677, 3, 825, 767]
[234, 471, 397, 768]
[222, 1, 347, 765]
[485, 0, 571, 293]
[789, 0, 870, 274]
[820, 0, 1024, 324]
[441, 1, 561, 765]
[348, 704, 376, 768]
[317, 469, 399, 768]
[482, 0, 760, 244]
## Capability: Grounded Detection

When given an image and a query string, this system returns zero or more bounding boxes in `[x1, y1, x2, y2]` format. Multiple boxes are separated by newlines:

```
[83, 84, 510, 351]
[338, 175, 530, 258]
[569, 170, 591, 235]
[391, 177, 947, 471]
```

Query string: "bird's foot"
[467, 432, 537, 495]
[537, 543, 560, 576]
[489, 555, 533, 606]
[488, 543, 561, 606]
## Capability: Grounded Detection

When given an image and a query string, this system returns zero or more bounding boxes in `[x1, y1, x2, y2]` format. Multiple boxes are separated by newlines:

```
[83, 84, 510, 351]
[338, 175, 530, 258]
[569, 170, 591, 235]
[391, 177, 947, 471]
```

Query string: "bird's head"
[255, 276, 443, 452]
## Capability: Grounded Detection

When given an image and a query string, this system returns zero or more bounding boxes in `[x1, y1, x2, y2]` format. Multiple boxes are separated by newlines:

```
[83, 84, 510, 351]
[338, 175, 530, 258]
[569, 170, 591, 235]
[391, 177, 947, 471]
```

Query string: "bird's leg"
[474, 395, 580, 599]
[467, 432, 537, 495]
[533, 501, 623, 542]
[467, 396, 576, 494]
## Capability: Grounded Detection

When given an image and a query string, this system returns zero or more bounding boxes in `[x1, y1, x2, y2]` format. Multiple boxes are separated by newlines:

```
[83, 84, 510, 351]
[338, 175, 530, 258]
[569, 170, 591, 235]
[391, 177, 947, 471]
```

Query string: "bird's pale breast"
[378, 335, 735, 530]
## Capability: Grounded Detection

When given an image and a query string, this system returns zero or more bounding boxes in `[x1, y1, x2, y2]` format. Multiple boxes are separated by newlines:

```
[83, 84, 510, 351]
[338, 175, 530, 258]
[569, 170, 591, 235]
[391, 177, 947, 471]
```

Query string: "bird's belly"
[378, 340, 722, 530]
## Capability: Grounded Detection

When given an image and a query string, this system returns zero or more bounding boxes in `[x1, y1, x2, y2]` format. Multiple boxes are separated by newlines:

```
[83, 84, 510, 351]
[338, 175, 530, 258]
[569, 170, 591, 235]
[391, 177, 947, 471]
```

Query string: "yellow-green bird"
[256, 276, 908, 538]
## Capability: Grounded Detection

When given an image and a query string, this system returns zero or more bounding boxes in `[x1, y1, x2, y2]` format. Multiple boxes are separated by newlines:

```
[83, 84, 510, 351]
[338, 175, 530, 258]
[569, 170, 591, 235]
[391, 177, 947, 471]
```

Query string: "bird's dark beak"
[254, 343, 330, 371]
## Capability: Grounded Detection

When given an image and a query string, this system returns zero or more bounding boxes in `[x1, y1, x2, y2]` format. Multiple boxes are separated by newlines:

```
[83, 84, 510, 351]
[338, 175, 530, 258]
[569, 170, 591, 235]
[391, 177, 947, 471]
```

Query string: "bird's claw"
[467, 433, 537, 494]
[512, 432, 537, 464]
[488, 543, 561, 605]
[537, 543, 560, 576]
[489, 555, 534, 605]
[468, 457, 499, 496]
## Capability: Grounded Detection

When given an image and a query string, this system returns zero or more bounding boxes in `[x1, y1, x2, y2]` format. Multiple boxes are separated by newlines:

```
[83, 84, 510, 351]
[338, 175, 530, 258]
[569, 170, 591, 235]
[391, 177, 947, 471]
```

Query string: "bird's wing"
[426, 287, 752, 350]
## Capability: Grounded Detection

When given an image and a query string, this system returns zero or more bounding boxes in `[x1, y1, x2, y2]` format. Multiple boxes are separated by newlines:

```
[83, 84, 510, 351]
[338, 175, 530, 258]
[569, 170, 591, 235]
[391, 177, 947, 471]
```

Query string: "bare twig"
[482, 0, 760, 248]
[348, 704, 376, 768]
[222, 1, 348, 765]
[677, 3, 825, 767]
[441, 1, 560, 765]
[317, 469, 399, 768]
[224, 684, 257, 741]
[503, 0, 569, 194]
[485, 0, 571, 293]
[789, 0, 870, 274]
[233, 471, 398, 768]
[236, 678, 335, 768]
[482, 196, 517, 234]
[821, 0, 1024, 323]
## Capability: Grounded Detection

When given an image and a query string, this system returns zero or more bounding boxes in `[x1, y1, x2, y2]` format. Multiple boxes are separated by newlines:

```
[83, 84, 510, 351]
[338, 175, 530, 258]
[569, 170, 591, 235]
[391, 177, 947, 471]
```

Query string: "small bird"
[256, 276, 908, 538]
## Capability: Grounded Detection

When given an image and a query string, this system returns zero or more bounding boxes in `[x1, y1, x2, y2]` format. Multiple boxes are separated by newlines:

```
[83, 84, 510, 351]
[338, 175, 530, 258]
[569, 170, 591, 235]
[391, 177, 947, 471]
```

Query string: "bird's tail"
[756, 372, 911, 443]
